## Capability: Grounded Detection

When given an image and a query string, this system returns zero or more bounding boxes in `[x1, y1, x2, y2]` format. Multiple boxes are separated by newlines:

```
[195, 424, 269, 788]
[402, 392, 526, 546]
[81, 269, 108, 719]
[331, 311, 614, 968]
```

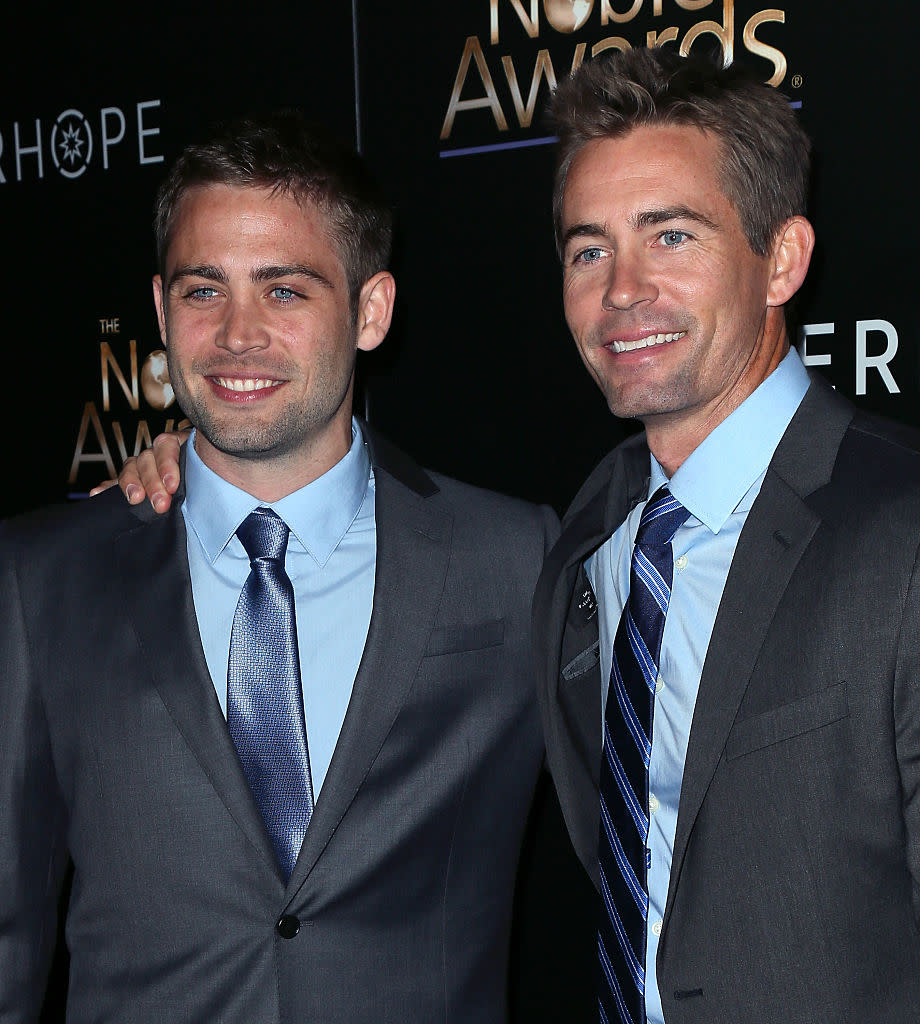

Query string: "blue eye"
[188, 286, 219, 299]
[660, 230, 688, 246]
[576, 247, 605, 264]
[271, 286, 297, 301]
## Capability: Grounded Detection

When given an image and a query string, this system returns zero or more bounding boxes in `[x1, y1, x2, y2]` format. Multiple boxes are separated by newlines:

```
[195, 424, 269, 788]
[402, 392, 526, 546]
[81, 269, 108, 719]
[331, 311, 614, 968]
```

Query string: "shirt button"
[649, 793, 660, 813]
[675, 554, 688, 571]
[276, 915, 300, 939]
[651, 920, 663, 937]
[655, 677, 664, 694]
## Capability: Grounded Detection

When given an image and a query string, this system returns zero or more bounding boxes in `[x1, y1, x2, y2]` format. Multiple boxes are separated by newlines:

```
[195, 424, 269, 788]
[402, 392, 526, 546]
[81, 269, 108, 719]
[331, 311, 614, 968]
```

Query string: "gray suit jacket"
[0, 427, 557, 1023]
[533, 379, 920, 1022]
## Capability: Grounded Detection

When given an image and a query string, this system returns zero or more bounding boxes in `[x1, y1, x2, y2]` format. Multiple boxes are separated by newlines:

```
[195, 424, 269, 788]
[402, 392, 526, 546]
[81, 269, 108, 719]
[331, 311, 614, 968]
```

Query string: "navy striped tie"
[598, 488, 689, 1024]
[228, 507, 314, 882]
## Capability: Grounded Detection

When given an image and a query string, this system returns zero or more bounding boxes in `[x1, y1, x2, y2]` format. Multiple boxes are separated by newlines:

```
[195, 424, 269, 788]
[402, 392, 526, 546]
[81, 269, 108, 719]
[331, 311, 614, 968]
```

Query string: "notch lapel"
[114, 503, 281, 883]
[667, 380, 854, 906]
[285, 463, 452, 895]
[542, 438, 649, 883]
[667, 472, 820, 895]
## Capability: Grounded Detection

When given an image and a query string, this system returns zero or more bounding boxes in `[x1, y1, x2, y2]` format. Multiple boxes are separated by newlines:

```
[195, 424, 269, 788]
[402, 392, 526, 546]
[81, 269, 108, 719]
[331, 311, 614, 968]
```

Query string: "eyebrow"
[633, 205, 718, 231]
[167, 262, 334, 290]
[560, 223, 609, 250]
[167, 264, 227, 289]
[252, 264, 333, 289]
[561, 205, 719, 250]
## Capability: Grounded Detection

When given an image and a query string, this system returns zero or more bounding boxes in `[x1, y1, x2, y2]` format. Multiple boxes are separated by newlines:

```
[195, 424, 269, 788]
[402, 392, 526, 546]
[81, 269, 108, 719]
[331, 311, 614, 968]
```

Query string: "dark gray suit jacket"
[533, 380, 920, 1022]
[0, 428, 557, 1023]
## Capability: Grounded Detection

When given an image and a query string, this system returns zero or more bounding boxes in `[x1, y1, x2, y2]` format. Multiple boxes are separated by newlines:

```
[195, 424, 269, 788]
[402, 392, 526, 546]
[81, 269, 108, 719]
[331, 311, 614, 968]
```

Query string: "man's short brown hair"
[551, 47, 810, 257]
[154, 111, 392, 316]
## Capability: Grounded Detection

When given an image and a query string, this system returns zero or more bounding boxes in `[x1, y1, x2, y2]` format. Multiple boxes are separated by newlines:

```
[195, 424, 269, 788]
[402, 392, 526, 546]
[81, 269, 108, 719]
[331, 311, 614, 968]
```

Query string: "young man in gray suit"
[534, 47, 920, 1023]
[0, 114, 556, 1022]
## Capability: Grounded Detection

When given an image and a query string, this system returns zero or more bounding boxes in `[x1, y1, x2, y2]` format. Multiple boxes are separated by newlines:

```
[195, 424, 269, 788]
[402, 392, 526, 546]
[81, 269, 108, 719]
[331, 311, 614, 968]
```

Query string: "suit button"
[277, 915, 300, 939]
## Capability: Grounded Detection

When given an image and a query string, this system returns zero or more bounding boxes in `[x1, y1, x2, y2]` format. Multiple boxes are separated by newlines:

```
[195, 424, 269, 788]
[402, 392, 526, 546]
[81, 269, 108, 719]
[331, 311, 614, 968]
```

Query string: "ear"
[766, 216, 815, 307]
[152, 275, 168, 344]
[356, 271, 396, 353]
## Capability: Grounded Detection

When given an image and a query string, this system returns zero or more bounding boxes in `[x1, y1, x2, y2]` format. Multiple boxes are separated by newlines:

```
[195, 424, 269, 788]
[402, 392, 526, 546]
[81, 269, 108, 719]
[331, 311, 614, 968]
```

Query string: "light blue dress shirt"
[181, 419, 376, 799]
[587, 349, 811, 1024]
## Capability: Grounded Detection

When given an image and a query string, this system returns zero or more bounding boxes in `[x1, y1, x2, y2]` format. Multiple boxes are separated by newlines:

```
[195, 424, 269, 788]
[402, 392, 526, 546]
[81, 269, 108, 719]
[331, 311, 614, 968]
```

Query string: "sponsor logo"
[51, 110, 93, 179]
[0, 100, 164, 184]
[440, 1, 789, 154]
[799, 320, 902, 398]
[68, 316, 189, 496]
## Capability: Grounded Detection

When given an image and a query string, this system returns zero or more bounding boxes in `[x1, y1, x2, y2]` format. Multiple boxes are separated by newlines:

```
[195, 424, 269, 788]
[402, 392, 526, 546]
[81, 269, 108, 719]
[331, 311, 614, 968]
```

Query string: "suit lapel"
[114, 501, 281, 881]
[543, 438, 649, 883]
[668, 380, 854, 903]
[111, 430, 453, 895]
[668, 471, 820, 894]
[286, 430, 451, 895]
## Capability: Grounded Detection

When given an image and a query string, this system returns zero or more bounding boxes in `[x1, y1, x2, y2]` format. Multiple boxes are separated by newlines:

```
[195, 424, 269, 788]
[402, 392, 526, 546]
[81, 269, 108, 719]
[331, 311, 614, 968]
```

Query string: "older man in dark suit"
[533, 47, 920, 1024]
[0, 113, 555, 1023]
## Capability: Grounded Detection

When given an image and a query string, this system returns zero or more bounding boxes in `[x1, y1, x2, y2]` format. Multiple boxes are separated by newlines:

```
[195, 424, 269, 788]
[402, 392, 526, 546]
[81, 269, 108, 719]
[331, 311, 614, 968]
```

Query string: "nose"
[601, 251, 658, 311]
[215, 299, 271, 353]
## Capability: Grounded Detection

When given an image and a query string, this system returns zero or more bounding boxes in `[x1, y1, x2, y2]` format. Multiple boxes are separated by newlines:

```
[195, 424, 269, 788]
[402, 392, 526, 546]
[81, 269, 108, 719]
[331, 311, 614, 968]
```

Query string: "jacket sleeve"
[0, 528, 70, 1022]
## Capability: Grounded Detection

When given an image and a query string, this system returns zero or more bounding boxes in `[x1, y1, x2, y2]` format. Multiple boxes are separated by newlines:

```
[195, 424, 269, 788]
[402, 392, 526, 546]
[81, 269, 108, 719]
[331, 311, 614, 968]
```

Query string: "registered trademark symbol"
[791, 74, 803, 88]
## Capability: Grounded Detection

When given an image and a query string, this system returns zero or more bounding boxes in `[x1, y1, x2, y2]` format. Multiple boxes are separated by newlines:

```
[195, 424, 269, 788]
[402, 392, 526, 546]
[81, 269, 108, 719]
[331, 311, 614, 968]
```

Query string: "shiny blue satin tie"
[598, 488, 689, 1024]
[228, 507, 314, 881]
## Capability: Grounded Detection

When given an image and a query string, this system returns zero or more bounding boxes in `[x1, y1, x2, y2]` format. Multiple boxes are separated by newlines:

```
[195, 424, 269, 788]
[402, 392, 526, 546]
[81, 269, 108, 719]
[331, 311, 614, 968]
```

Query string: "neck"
[646, 331, 790, 477]
[194, 419, 354, 502]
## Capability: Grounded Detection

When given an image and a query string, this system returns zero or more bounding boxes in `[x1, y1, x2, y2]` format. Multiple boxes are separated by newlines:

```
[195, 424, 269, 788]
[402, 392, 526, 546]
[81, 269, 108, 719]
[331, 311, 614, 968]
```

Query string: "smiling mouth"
[212, 377, 284, 392]
[608, 331, 686, 354]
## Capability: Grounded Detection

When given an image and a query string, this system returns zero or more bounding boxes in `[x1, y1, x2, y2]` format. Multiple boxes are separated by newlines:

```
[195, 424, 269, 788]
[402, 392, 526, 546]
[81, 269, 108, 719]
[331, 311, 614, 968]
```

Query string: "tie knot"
[237, 507, 290, 562]
[635, 487, 690, 549]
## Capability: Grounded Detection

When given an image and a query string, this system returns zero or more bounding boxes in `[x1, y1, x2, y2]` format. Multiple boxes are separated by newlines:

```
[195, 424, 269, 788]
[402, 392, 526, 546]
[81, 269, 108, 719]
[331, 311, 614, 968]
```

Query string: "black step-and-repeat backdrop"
[9, 3, 916, 521]
[4, 3, 918, 1020]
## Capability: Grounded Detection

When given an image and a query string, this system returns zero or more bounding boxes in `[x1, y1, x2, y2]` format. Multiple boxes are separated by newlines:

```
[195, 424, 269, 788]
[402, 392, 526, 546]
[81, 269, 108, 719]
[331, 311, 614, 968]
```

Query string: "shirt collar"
[650, 348, 811, 534]
[183, 418, 371, 567]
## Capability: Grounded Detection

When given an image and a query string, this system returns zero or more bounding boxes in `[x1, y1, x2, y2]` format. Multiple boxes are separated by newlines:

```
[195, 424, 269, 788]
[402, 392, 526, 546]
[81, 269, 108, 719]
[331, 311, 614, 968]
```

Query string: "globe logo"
[543, 0, 594, 33]
[140, 350, 175, 410]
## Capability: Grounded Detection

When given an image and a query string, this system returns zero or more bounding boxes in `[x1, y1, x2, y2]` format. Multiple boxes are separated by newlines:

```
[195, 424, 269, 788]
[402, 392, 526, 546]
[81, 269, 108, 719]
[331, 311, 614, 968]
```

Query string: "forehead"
[166, 184, 341, 270]
[561, 124, 731, 227]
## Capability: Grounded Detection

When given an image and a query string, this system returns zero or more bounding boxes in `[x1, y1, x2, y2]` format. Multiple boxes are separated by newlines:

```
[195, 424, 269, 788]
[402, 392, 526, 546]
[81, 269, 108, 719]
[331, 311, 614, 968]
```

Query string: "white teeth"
[214, 377, 282, 392]
[610, 331, 686, 354]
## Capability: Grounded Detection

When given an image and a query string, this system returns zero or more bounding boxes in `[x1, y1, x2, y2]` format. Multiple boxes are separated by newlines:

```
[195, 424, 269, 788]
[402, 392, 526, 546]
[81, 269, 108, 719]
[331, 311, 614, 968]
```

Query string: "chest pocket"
[562, 641, 600, 681]
[425, 618, 504, 657]
[725, 681, 849, 760]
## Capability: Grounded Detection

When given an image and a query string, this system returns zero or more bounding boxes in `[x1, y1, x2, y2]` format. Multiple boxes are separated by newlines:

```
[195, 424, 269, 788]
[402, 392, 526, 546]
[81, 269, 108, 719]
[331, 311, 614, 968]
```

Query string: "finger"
[152, 430, 188, 495]
[137, 447, 173, 513]
[113, 453, 147, 504]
